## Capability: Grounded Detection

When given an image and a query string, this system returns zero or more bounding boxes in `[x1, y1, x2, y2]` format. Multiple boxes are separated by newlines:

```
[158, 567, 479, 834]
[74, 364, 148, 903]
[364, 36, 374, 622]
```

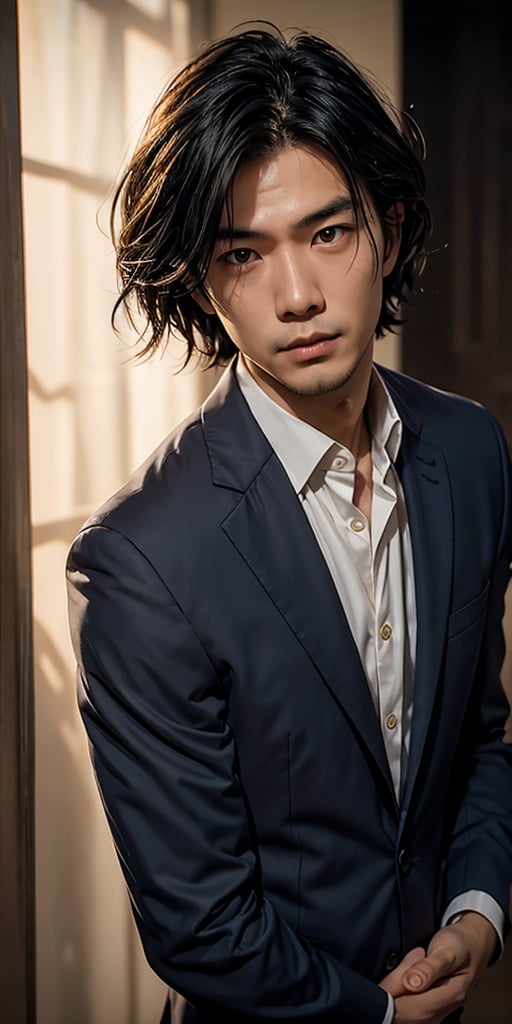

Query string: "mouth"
[279, 333, 339, 362]
[281, 333, 337, 352]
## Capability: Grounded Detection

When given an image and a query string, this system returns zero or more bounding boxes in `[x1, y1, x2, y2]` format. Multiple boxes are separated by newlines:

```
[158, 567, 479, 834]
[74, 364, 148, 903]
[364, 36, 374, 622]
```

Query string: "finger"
[379, 947, 426, 996]
[402, 945, 459, 994]
[394, 972, 466, 1022]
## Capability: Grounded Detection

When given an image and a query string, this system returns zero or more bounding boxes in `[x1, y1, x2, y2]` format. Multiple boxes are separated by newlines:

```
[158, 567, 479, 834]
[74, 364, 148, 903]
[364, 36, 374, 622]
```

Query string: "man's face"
[197, 146, 400, 411]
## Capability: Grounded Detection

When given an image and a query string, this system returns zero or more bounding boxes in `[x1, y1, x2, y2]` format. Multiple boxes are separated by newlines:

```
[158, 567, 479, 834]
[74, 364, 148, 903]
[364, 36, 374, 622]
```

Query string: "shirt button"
[349, 518, 365, 533]
[385, 712, 398, 730]
[380, 622, 393, 640]
[332, 456, 347, 469]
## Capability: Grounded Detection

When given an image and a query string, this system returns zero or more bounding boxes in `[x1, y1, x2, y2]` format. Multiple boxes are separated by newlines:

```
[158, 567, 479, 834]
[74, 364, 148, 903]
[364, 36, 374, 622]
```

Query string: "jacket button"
[386, 952, 401, 971]
[398, 848, 411, 875]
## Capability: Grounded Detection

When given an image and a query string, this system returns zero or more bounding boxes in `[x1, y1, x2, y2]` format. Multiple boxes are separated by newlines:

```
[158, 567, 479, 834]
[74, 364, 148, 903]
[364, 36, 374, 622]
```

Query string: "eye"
[313, 225, 346, 244]
[223, 248, 258, 265]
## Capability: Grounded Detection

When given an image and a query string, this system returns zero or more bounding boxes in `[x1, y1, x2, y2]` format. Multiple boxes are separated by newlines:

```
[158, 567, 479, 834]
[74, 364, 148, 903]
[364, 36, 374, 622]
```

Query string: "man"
[67, 25, 512, 1024]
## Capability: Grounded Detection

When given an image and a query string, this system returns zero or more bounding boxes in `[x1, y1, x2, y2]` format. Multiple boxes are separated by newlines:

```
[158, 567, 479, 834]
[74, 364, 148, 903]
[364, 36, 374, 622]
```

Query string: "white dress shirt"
[236, 356, 504, 1023]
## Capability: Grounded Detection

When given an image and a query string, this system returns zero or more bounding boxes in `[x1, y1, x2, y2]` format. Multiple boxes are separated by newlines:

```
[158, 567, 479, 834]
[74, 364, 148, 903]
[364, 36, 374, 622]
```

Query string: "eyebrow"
[215, 195, 355, 242]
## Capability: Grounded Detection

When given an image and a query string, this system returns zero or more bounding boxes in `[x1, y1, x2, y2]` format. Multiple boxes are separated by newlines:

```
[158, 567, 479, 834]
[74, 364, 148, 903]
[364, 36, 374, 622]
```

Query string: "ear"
[382, 201, 404, 277]
[193, 284, 216, 315]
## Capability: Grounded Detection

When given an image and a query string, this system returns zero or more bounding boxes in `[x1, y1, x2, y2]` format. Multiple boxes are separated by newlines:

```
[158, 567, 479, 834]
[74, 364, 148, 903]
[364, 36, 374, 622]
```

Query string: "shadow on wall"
[34, 615, 94, 1024]
[34, 610, 134, 1024]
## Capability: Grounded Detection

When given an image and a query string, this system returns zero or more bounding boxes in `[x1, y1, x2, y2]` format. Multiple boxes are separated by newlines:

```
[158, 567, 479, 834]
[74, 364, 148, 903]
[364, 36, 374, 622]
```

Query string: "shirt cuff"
[381, 992, 395, 1024]
[441, 890, 505, 959]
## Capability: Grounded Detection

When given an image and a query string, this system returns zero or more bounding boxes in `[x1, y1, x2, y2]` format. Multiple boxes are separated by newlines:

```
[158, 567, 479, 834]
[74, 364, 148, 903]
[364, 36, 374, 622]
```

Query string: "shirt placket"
[372, 463, 403, 798]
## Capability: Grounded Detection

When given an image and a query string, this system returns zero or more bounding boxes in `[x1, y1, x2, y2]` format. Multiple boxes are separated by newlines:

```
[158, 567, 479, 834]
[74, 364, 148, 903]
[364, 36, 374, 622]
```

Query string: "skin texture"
[197, 145, 400, 459]
[196, 145, 500, 1021]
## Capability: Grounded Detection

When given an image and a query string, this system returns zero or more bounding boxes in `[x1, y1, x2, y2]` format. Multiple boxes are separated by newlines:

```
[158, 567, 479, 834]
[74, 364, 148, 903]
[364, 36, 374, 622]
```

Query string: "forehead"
[222, 146, 351, 228]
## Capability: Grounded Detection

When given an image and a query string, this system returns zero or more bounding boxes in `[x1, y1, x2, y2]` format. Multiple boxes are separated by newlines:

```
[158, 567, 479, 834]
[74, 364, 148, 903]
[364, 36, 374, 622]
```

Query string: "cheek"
[337, 270, 381, 326]
[212, 306, 250, 351]
[352, 262, 383, 308]
[214, 282, 267, 336]
[209, 278, 252, 324]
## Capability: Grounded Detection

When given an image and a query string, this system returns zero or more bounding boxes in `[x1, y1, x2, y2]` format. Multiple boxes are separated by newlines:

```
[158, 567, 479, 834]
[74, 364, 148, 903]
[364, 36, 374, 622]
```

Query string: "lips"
[281, 333, 336, 351]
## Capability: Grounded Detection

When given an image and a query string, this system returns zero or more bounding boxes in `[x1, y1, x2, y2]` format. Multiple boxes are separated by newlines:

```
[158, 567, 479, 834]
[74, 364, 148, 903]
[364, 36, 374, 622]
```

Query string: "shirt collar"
[236, 356, 403, 494]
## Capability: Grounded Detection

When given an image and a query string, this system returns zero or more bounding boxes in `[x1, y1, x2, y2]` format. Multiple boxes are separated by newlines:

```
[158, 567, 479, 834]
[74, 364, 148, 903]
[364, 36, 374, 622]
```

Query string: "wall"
[18, 2, 209, 1021]
[18, 0, 400, 1021]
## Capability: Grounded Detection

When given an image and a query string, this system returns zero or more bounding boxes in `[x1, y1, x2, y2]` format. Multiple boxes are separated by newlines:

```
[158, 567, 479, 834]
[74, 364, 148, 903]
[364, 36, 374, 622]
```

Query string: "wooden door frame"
[0, 0, 36, 1020]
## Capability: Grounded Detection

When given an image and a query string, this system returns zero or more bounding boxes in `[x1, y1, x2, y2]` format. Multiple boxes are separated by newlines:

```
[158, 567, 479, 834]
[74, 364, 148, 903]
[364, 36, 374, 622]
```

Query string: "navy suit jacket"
[67, 363, 512, 1023]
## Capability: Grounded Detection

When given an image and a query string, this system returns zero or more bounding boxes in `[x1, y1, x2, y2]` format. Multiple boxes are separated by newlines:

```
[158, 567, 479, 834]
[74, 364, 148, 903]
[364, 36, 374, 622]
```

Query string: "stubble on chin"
[283, 367, 357, 399]
[281, 335, 375, 399]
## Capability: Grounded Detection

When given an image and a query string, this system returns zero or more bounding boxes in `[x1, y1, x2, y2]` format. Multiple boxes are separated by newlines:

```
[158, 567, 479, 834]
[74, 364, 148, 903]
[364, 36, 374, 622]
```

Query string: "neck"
[243, 343, 374, 455]
[300, 377, 371, 453]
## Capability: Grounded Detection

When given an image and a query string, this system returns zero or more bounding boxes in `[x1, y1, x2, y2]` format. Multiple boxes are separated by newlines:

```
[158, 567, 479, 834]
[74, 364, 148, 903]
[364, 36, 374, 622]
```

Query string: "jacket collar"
[202, 361, 425, 490]
[201, 361, 273, 492]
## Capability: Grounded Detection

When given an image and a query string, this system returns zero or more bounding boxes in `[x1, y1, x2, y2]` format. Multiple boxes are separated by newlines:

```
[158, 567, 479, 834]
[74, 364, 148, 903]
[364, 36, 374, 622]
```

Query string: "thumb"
[402, 945, 459, 993]
[379, 947, 426, 996]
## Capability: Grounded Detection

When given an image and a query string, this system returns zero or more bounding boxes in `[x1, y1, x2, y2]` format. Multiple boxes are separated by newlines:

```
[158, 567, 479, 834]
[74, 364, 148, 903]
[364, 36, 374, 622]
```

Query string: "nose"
[274, 249, 325, 321]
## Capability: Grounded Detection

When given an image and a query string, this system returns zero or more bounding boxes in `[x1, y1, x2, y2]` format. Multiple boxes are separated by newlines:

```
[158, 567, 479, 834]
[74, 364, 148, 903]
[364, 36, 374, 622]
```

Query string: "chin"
[291, 361, 363, 397]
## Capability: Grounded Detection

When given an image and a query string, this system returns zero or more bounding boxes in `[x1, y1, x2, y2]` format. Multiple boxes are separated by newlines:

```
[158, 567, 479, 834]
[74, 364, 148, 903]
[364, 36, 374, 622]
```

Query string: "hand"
[379, 912, 497, 1022]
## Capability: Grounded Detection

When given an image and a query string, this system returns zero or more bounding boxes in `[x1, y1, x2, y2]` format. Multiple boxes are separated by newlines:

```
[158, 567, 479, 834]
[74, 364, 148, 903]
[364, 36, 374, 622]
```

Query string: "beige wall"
[212, 0, 400, 92]
[19, 2, 208, 1021]
[18, 1, 400, 1021]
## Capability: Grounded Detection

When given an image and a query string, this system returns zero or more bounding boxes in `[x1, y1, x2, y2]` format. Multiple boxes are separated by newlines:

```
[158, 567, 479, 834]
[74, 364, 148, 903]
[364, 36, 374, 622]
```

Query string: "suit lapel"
[393, 416, 454, 815]
[203, 365, 455, 813]
[203, 365, 397, 805]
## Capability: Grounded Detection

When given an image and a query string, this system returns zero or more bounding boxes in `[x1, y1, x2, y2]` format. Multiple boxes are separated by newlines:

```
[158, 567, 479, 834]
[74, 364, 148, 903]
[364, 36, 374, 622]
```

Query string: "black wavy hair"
[111, 23, 431, 364]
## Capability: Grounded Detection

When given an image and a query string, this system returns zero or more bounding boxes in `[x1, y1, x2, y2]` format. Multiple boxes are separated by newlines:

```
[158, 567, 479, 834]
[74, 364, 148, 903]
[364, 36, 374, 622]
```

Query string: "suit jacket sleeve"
[67, 523, 389, 1024]
[443, 414, 512, 927]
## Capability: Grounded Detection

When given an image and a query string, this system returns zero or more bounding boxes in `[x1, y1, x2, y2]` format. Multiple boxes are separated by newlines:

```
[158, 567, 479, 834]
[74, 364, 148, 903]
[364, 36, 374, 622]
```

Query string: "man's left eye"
[315, 226, 344, 244]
